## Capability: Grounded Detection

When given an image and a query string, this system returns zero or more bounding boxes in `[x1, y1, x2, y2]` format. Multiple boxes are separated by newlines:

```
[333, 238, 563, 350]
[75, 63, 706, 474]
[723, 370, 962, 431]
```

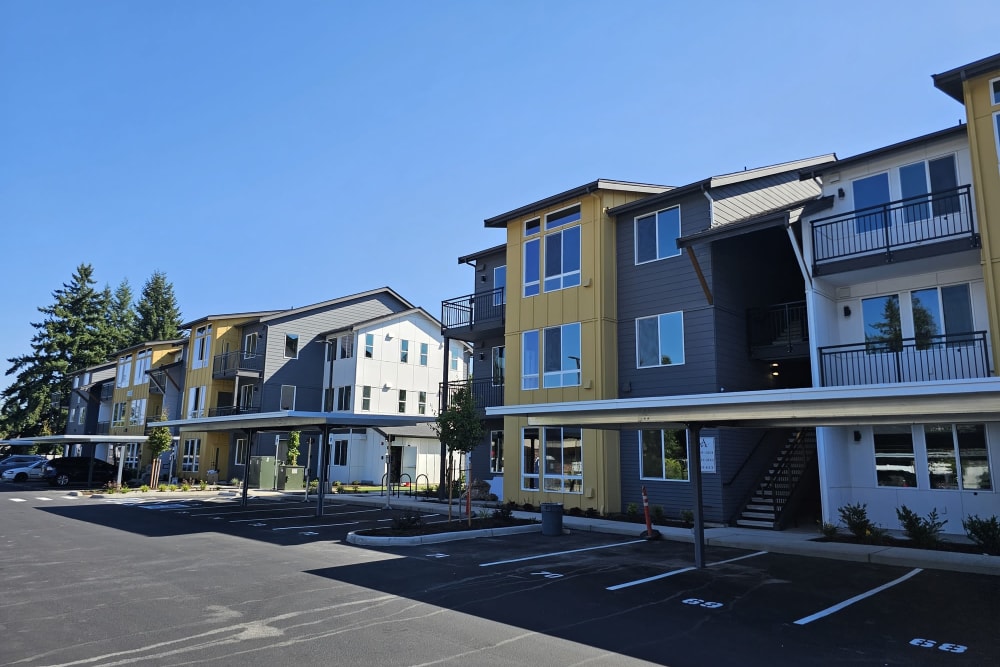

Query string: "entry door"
[330, 439, 349, 484]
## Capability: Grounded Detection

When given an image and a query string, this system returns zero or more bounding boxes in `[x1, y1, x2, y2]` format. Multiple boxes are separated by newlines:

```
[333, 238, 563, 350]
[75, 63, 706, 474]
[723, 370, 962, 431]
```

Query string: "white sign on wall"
[700, 437, 717, 474]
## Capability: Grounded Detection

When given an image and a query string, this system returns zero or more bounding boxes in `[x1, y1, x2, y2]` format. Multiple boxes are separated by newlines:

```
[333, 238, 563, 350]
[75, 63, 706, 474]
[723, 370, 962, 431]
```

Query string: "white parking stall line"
[230, 514, 314, 523]
[272, 521, 359, 531]
[479, 539, 646, 567]
[793, 568, 923, 626]
[10, 498, 27, 503]
[605, 550, 768, 591]
[190, 503, 359, 518]
[35, 497, 53, 501]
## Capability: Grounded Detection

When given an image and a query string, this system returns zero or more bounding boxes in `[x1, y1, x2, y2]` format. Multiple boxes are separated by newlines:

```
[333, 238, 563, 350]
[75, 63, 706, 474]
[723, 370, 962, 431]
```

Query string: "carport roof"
[0, 435, 149, 445]
[486, 379, 1000, 429]
[157, 411, 435, 432]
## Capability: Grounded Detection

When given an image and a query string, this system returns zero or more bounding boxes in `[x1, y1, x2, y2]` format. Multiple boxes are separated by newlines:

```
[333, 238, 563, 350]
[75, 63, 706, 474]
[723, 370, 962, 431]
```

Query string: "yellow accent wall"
[183, 319, 246, 416]
[960, 72, 1000, 359]
[110, 342, 181, 437]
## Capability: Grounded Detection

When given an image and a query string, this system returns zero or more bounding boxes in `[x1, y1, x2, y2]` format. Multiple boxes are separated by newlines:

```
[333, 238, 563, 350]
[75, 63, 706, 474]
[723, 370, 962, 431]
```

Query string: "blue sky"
[1, 0, 998, 391]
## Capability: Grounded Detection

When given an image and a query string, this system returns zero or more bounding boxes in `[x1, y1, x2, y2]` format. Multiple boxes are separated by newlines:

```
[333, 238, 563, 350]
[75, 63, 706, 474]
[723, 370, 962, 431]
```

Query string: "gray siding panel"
[713, 173, 822, 226]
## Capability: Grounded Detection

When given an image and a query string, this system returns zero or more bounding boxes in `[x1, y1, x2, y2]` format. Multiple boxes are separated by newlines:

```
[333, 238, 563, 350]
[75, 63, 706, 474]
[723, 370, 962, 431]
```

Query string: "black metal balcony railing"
[818, 330, 990, 387]
[96, 421, 110, 435]
[147, 368, 167, 394]
[811, 185, 977, 266]
[747, 301, 808, 358]
[441, 287, 505, 332]
[439, 378, 504, 413]
[100, 384, 114, 401]
[212, 351, 264, 378]
[208, 404, 262, 418]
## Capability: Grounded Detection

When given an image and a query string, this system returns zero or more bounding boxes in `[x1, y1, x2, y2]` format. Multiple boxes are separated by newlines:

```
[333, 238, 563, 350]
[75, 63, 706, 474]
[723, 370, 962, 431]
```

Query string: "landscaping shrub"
[522, 502, 535, 512]
[819, 521, 839, 539]
[626, 502, 639, 518]
[962, 514, 1000, 555]
[896, 505, 946, 549]
[392, 510, 423, 530]
[680, 509, 694, 526]
[492, 502, 514, 521]
[838, 502, 873, 540]
[652, 505, 665, 524]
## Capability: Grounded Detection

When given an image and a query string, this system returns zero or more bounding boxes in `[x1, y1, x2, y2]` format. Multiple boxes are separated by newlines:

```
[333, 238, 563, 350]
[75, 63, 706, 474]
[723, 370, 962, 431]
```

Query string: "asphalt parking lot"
[2, 484, 999, 666]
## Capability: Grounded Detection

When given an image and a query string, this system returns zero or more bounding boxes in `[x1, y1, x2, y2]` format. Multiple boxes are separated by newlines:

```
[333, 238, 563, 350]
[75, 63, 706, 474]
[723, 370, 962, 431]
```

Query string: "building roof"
[484, 179, 671, 228]
[378, 422, 440, 440]
[318, 306, 441, 337]
[258, 287, 414, 323]
[677, 197, 816, 248]
[458, 243, 506, 265]
[109, 338, 188, 357]
[798, 125, 967, 180]
[933, 52, 1000, 102]
[180, 310, 283, 329]
[610, 154, 835, 218]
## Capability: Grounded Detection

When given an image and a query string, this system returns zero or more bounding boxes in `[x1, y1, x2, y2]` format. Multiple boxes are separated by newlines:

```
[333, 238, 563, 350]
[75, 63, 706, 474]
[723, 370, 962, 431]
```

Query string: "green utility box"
[277, 465, 304, 490]
[248, 456, 276, 489]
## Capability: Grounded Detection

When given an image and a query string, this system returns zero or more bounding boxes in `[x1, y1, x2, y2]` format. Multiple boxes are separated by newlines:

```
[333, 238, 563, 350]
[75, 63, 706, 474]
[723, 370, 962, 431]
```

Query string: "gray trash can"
[540, 502, 564, 536]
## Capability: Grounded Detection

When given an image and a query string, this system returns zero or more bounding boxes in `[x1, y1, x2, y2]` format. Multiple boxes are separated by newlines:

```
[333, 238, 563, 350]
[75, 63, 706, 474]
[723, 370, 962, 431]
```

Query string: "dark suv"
[43, 457, 119, 487]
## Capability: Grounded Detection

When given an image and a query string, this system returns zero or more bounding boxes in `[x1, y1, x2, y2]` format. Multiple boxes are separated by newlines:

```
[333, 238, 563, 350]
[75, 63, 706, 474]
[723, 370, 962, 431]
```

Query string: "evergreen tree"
[0, 264, 111, 439]
[135, 271, 183, 341]
[105, 279, 140, 352]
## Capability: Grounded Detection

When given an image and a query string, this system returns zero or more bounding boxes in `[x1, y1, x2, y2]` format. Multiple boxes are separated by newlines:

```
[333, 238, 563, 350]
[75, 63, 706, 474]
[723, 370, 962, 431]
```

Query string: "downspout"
[702, 186, 715, 228]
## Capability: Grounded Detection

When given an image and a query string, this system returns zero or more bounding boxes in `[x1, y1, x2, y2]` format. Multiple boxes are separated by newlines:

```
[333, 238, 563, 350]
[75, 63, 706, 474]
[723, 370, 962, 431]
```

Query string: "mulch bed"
[813, 533, 992, 556]
[356, 515, 538, 538]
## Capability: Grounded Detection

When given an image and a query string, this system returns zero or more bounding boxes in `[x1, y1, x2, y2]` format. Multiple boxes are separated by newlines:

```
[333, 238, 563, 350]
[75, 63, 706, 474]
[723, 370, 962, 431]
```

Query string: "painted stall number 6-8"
[909, 639, 967, 653]
[682, 598, 724, 609]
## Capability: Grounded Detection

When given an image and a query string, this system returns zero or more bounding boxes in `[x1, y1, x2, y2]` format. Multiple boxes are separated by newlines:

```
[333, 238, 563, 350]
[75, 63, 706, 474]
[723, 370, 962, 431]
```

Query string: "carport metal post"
[316, 426, 328, 517]
[688, 424, 705, 569]
[115, 444, 127, 488]
[241, 428, 255, 507]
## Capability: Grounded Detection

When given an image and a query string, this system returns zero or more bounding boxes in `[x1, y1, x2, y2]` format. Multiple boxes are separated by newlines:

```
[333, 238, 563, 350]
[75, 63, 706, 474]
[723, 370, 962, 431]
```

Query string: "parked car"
[0, 455, 46, 475]
[43, 457, 119, 487]
[1, 459, 49, 483]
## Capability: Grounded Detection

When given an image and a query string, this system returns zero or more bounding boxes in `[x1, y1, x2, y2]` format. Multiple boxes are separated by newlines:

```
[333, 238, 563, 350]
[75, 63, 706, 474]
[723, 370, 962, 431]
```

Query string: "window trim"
[361, 385, 371, 411]
[417, 391, 427, 415]
[638, 429, 690, 482]
[490, 430, 504, 474]
[522, 330, 539, 390]
[523, 237, 540, 297]
[634, 206, 681, 265]
[364, 333, 374, 359]
[181, 438, 201, 473]
[635, 311, 685, 369]
[542, 224, 581, 293]
[990, 76, 1000, 106]
[284, 333, 299, 359]
[545, 203, 581, 230]
[542, 322, 582, 388]
[280, 384, 296, 411]
[400, 339, 409, 363]
[397, 389, 407, 414]
[419, 342, 429, 366]
[234, 438, 246, 466]
[524, 217, 540, 236]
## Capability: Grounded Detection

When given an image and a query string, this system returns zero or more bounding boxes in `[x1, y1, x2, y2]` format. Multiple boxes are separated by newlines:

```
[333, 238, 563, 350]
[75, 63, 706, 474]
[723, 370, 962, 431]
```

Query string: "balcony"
[441, 287, 505, 341]
[212, 351, 264, 379]
[96, 421, 110, 435]
[811, 185, 978, 275]
[818, 331, 990, 386]
[748, 301, 809, 361]
[147, 368, 167, 394]
[100, 384, 114, 401]
[208, 404, 262, 418]
[439, 378, 504, 413]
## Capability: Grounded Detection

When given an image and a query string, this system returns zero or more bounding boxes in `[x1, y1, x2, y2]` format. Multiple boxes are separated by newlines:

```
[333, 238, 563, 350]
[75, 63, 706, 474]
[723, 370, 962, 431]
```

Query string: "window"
[494, 265, 506, 305]
[926, 423, 992, 490]
[112, 402, 127, 426]
[333, 440, 348, 467]
[450, 351, 459, 372]
[284, 333, 299, 359]
[635, 206, 681, 264]
[400, 340, 409, 363]
[912, 284, 974, 345]
[521, 426, 582, 493]
[636, 312, 685, 368]
[186, 386, 206, 419]
[361, 386, 371, 411]
[323, 388, 334, 412]
[77, 406, 86, 425]
[182, 438, 201, 473]
[73, 376, 80, 389]
[852, 172, 891, 233]
[994, 111, 1000, 168]
[543, 224, 581, 292]
[490, 430, 504, 474]
[69, 407, 76, 424]
[124, 443, 140, 469]
[862, 294, 901, 352]
[523, 238, 540, 297]
[238, 384, 255, 411]
[129, 398, 147, 426]
[543, 323, 581, 387]
[193, 325, 212, 369]
[418, 391, 427, 415]
[991, 77, 1000, 105]
[117, 354, 132, 388]
[525, 217, 540, 236]
[419, 342, 428, 366]
[522, 330, 539, 390]
[338, 334, 353, 360]
[874, 425, 915, 487]
[280, 385, 296, 411]
[397, 389, 406, 413]
[492, 346, 505, 386]
[234, 439, 246, 466]
[639, 429, 689, 481]
[546, 204, 581, 230]
[364, 333, 374, 358]
[133, 350, 151, 385]
[83, 372, 90, 385]
[336, 386, 352, 411]
[244, 332, 258, 358]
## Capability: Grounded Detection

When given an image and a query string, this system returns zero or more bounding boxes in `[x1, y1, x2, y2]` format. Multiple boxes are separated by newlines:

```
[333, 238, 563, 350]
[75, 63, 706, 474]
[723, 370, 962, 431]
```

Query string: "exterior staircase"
[736, 428, 817, 529]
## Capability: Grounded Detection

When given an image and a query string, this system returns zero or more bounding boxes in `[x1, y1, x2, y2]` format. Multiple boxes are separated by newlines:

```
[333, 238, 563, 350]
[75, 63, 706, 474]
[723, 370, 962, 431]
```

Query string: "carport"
[158, 411, 435, 514]
[0, 435, 150, 488]
[488, 378, 1000, 567]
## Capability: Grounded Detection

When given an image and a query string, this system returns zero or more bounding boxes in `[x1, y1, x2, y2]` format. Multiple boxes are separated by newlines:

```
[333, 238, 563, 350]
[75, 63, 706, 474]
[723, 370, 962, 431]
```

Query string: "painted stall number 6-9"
[910, 639, 967, 653]
[682, 598, 724, 609]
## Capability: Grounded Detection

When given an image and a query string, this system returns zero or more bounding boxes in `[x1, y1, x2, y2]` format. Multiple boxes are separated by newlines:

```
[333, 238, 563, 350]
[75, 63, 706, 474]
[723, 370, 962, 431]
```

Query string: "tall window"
[899, 155, 959, 221]
[336, 386, 352, 411]
[419, 342, 429, 366]
[639, 429, 689, 481]
[926, 423, 992, 490]
[492, 346, 505, 386]
[543, 226, 581, 292]
[129, 398, 147, 426]
[361, 386, 371, 411]
[636, 312, 685, 368]
[284, 333, 299, 359]
[193, 325, 212, 369]
[521, 426, 582, 493]
[494, 266, 507, 305]
[244, 332, 258, 358]
[852, 172, 891, 233]
[543, 323, 582, 387]
[524, 218, 541, 297]
[522, 330, 539, 390]
[234, 439, 246, 466]
[862, 294, 902, 352]
[400, 340, 409, 363]
[182, 438, 201, 473]
[490, 430, 504, 474]
[124, 443, 140, 469]
[323, 387, 335, 412]
[117, 354, 132, 388]
[992, 77, 1000, 105]
[397, 389, 407, 413]
[364, 333, 374, 358]
[186, 386, 206, 419]
[874, 425, 915, 487]
[338, 334, 353, 359]
[239, 384, 256, 411]
[77, 406, 86, 425]
[280, 385, 296, 411]
[911, 284, 974, 345]
[134, 350, 151, 385]
[418, 391, 427, 415]
[112, 402, 127, 426]
[635, 206, 681, 264]
[333, 440, 348, 467]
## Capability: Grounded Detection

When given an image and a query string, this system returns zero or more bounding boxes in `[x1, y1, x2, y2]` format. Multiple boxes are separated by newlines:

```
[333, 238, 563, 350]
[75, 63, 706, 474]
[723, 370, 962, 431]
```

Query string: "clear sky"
[1, 0, 997, 391]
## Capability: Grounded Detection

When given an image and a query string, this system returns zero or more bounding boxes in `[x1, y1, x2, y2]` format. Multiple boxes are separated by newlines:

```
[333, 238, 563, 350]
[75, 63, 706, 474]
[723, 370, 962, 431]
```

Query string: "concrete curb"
[346, 523, 542, 546]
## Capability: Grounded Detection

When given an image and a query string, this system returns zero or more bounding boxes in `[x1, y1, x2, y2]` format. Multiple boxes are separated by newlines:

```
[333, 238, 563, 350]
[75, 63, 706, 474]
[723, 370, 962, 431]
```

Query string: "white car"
[1, 459, 49, 483]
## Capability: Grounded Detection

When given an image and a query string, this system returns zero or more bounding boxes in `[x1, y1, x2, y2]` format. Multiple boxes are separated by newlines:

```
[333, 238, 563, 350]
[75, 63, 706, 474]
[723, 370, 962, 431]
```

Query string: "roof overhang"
[158, 411, 436, 433]
[486, 379, 1000, 430]
[933, 53, 1000, 102]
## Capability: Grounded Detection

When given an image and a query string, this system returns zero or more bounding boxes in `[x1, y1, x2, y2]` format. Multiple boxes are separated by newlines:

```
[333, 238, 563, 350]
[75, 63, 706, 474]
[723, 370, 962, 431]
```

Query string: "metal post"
[241, 429, 254, 507]
[115, 444, 127, 488]
[316, 427, 327, 517]
[439, 336, 451, 499]
[688, 425, 705, 569]
[304, 437, 313, 502]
